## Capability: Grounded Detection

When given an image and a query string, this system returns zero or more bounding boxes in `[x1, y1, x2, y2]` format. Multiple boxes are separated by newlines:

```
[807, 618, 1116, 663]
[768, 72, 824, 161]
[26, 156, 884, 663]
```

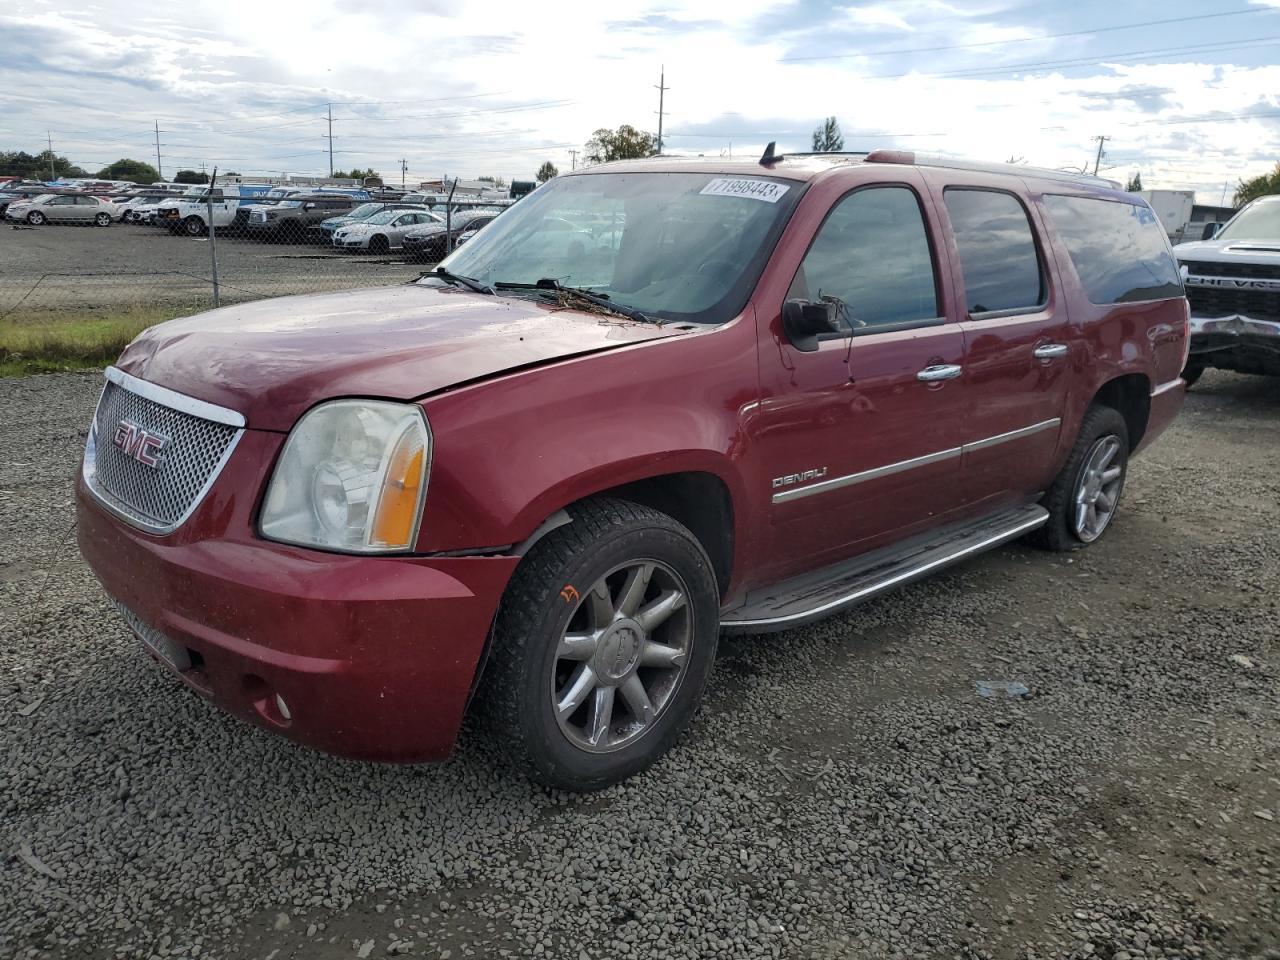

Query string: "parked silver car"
[5, 194, 117, 226]
[332, 209, 443, 253]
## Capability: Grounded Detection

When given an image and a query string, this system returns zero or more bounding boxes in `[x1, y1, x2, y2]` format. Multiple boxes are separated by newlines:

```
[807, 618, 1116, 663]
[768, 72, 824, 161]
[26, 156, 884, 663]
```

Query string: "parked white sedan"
[332, 209, 443, 253]
[5, 194, 118, 226]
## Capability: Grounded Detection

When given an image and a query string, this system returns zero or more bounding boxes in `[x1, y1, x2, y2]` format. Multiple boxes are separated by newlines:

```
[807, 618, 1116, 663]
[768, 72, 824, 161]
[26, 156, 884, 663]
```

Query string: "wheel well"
[1091, 374, 1150, 449]
[587, 472, 735, 600]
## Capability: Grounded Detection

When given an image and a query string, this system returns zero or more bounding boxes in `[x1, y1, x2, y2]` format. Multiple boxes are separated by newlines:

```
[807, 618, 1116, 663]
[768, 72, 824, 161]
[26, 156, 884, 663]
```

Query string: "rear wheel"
[94, 212, 111, 227]
[26, 211, 45, 225]
[1034, 405, 1130, 551]
[182, 216, 206, 237]
[368, 234, 389, 255]
[479, 498, 720, 791]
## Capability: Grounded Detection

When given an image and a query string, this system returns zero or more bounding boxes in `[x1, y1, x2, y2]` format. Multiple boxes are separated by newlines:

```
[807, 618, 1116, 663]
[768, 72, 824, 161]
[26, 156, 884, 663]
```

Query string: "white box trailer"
[1137, 190, 1195, 241]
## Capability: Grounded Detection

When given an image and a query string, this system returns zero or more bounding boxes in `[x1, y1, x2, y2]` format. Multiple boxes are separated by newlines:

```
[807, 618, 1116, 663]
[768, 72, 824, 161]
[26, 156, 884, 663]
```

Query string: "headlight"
[259, 400, 431, 553]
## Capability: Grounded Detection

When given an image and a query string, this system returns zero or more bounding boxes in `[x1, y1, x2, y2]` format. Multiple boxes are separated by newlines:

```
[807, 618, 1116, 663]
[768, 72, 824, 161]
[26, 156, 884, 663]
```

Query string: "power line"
[846, 36, 1280, 83]
[780, 7, 1275, 62]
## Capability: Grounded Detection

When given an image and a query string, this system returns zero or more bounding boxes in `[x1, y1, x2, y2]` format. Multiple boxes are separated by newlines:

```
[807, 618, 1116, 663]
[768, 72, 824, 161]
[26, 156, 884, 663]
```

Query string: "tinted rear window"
[943, 189, 1044, 314]
[1044, 195, 1182, 304]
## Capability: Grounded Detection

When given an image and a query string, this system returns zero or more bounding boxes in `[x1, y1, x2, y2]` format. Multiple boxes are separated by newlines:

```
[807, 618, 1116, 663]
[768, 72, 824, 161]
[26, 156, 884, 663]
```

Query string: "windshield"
[347, 203, 382, 219]
[435, 172, 802, 324]
[362, 210, 400, 225]
[1216, 199, 1280, 242]
[278, 200, 304, 209]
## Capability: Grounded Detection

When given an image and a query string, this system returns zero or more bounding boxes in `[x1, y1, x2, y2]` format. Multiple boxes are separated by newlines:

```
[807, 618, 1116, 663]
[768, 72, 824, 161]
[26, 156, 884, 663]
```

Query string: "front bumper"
[333, 236, 367, 249]
[76, 435, 519, 762]
[1188, 313, 1280, 375]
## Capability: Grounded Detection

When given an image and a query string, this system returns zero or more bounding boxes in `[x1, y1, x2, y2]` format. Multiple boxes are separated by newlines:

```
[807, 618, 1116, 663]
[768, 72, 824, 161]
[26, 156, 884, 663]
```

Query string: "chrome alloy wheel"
[551, 560, 692, 754]
[1072, 434, 1124, 542]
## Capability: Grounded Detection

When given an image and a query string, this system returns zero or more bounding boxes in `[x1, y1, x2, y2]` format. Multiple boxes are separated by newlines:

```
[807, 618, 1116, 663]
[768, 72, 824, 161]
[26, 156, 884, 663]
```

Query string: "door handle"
[917, 364, 963, 382]
[1034, 343, 1069, 359]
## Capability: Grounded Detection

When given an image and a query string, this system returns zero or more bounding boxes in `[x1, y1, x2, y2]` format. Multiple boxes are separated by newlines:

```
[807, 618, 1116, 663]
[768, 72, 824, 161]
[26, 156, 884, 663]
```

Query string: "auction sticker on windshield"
[699, 178, 791, 203]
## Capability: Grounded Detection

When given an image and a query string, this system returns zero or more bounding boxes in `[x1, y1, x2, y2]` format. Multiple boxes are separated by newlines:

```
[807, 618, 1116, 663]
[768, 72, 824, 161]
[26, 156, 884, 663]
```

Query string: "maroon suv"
[77, 149, 1188, 790]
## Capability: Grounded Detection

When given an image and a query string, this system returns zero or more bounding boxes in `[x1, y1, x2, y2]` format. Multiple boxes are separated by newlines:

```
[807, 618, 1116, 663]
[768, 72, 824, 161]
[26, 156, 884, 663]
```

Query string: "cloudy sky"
[2, 0, 1278, 201]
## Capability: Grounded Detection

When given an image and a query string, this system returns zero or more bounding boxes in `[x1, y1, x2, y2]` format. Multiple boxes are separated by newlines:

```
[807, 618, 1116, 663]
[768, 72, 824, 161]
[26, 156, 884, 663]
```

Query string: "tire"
[368, 234, 389, 255]
[27, 211, 45, 225]
[182, 216, 206, 237]
[94, 212, 111, 227]
[478, 498, 720, 791]
[1181, 363, 1204, 388]
[1034, 405, 1130, 552]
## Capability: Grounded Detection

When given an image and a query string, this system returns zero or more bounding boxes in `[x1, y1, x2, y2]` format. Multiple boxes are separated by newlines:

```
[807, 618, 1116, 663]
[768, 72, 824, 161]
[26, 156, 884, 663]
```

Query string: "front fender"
[417, 319, 760, 556]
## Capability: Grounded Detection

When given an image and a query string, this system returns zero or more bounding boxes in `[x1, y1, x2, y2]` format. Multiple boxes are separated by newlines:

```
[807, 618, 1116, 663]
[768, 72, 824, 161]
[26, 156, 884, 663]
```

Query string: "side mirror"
[1200, 222, 1220, 241]
[782, 299, 842, 352]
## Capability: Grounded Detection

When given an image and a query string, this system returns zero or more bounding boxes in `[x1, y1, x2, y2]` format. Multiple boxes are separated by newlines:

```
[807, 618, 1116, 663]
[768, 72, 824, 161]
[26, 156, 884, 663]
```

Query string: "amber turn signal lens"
[371, 435, 426, 549]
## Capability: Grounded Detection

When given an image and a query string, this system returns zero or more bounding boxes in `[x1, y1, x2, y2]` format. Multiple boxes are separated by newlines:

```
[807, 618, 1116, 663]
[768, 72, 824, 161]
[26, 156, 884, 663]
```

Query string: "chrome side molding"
[772, 418, 1061, 504]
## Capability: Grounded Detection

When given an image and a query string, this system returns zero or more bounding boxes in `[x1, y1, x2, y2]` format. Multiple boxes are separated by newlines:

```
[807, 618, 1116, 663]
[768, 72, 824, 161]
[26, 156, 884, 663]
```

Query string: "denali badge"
[112, 419, 168, 469]
[772, 467, 828, 489]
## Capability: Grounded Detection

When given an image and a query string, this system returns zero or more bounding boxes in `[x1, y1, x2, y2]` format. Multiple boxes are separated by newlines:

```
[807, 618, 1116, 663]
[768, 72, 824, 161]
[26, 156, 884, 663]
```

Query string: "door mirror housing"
[1200, 222, 1221, 241]
[782, 299, 842, 352]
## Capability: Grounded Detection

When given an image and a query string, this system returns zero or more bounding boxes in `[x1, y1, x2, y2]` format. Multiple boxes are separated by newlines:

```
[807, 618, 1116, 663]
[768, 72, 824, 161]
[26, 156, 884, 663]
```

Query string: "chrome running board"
[720, 503, 1048, 634]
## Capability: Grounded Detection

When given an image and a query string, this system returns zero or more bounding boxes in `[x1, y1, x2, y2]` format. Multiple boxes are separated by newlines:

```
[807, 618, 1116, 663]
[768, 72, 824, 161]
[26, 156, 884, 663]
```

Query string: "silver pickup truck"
[1174, 194, 1280, 385]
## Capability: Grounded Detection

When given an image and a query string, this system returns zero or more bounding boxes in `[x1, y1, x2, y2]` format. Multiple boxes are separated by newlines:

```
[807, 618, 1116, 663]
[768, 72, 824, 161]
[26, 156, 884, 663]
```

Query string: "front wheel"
[367, 234, 389, 255]
[1034, 405, 1130, 551]
[26, 211, 45, 225]
[182, 216, 206, 237]
[479, 498, 720, 791]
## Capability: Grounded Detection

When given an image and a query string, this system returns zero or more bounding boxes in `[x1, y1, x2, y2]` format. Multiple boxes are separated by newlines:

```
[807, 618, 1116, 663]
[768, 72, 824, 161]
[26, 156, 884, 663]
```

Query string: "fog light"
[274, 693, 292, 722]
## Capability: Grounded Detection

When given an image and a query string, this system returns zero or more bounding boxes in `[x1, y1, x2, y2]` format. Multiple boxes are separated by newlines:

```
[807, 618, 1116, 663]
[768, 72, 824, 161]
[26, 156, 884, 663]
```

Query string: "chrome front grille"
[84, 368, 244, 533]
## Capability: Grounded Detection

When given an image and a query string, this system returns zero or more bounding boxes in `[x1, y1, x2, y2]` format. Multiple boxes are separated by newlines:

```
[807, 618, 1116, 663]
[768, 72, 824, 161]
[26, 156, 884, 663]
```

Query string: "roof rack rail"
[864, 149, 1120, 188]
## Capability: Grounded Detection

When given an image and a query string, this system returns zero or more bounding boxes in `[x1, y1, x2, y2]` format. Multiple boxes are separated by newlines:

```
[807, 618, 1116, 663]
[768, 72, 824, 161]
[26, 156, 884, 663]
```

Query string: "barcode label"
[698, 178, 791, 203]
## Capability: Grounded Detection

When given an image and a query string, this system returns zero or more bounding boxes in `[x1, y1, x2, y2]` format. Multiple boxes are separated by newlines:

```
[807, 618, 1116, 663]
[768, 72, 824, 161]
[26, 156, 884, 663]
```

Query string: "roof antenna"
[759, 141, 779, 166]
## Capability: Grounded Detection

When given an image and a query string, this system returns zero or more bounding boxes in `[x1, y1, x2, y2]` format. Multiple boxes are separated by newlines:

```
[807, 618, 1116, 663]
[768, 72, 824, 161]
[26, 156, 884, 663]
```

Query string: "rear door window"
[790, 186, 940, 332]
[943, 189, 1045, 315]
[1044, 195, 1183, 304]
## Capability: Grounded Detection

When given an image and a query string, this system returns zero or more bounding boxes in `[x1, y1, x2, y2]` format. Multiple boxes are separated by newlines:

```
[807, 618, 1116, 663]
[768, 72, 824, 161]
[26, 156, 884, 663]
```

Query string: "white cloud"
[0, 0, 1276, 201]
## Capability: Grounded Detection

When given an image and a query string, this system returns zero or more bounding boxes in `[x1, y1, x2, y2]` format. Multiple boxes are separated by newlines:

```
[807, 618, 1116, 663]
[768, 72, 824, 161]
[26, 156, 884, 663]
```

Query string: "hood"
[1173, 239, 1280, 265]
[115, 283, 687, 431]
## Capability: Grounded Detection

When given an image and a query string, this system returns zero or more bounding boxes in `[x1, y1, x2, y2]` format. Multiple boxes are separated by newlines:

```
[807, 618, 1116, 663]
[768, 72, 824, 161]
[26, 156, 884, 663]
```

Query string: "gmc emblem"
[112, 419, 168, 469]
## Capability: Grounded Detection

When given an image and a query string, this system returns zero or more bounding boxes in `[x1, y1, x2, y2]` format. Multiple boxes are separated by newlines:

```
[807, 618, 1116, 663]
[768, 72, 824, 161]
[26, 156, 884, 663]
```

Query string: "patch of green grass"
[0, 305, 195, 377]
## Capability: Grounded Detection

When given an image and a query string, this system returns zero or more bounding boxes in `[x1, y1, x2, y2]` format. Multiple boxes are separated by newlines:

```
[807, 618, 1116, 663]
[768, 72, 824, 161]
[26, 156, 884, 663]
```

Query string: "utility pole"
[1091, 135, 1110, 176]
[47, 131, 55, 180]
[326, 103, 334, 177]
[654, 66, 669, 155]
[400, 158, 408, 188]
[154, 120, 163, 180]
[569, 149, 578, 171]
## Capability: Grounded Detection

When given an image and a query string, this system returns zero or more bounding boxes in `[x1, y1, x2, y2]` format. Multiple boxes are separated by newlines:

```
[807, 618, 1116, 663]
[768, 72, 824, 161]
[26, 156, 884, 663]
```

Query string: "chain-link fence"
[0, 197, 507, 372]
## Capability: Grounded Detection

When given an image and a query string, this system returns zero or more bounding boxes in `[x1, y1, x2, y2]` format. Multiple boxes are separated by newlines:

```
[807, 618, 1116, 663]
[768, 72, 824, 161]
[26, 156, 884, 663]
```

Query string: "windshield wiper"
[426, 267, 494, 295]
[494, 278, 653, 323]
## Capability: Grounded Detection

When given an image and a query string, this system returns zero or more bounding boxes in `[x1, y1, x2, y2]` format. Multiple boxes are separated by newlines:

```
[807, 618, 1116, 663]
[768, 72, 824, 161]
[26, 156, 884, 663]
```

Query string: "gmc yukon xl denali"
[1174, 194, 1280, 384]
[77, 149, 1188, 791]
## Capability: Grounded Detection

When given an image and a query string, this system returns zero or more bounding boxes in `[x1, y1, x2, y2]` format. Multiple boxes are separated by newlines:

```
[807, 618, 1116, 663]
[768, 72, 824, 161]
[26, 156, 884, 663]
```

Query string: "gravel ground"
[0, 220, 427, 318]
[1, 369, 1278, 960]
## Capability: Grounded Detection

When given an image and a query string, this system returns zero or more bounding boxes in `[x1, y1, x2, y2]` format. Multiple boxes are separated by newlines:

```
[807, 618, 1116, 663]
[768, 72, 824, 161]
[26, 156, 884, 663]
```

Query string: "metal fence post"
[445, 180, 457, 257]
[207, 167, 221, 307]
